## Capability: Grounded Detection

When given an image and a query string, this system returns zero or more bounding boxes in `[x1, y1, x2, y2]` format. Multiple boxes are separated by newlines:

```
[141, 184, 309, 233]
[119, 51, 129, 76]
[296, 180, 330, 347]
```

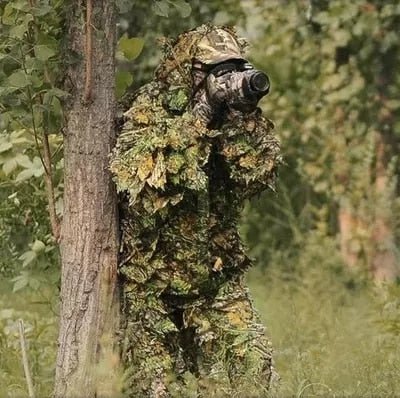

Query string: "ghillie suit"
[110, 25, 281, 398]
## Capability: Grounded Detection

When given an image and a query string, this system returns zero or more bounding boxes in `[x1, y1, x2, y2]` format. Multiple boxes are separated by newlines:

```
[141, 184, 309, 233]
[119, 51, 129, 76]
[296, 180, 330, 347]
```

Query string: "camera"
[192, 61, 270, 127]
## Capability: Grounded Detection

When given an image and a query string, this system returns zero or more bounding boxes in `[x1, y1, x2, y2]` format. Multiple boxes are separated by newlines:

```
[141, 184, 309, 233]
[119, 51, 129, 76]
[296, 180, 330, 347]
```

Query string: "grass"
[249, 261, 400, 397]
[1, 248, 400, 397]
[0, 280, 58, 398]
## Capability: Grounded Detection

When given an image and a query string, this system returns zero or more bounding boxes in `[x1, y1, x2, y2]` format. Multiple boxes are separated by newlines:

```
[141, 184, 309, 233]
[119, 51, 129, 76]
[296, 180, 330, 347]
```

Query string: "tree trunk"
[338, 204, 360, 269]
[370, 132, 398, 282]
[54, 1, 119, 397]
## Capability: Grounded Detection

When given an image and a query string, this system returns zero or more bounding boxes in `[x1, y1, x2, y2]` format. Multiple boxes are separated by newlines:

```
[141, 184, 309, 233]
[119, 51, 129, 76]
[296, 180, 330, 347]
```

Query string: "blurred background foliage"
[1, 0, 400, 396]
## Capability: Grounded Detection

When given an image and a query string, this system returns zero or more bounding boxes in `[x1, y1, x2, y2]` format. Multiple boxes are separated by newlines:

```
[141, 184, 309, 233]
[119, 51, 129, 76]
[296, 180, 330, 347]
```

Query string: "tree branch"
[24, 0, 61, 241]
[42, 132, 61, 241]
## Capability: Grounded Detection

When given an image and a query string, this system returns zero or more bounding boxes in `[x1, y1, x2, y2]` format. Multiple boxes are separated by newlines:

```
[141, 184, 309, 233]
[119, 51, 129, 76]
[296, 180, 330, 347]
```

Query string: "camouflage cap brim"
[194, 28, 246, 65]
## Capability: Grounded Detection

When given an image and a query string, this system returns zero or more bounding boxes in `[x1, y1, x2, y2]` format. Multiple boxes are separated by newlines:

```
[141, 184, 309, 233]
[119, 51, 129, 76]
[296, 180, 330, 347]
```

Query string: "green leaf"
[19, 250, 37, 267]
[31, 239, 45, 253]
[0, 142, 12, 153]
[169, 0, 191, 17]
[10, 0, 30, 12]
[12, 271, 32, 292]
[7, 70, 30, 89]
[13, 276, 29, 292]
[9, 13, 33, 39]
[15, 154, 33, 168]
[34, 44, 56, 61]
[3, 158, 18, 175]
[152, 0, 170, 17]
[118, 36, 144, 61]
[45, 87, 70, 99]
[116, 70, 133, 98]
[32, 156, 44, 177]
[31, 4, 53, 16]
[15, 168, 34, 182]
[10, 130, 30, 144]
[9, 23, 28, 39]
[29, 277, 41, 290]
[2, 3, 16, 25]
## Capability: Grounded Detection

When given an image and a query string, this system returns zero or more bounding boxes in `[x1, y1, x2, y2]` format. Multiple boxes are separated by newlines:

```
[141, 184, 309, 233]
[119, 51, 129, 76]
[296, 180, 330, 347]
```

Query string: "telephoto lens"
[249, 71, 270, 94]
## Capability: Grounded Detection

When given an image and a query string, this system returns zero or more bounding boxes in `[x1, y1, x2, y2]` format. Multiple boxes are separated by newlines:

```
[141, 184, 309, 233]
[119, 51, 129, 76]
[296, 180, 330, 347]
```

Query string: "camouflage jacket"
[110, 80, 280, 302]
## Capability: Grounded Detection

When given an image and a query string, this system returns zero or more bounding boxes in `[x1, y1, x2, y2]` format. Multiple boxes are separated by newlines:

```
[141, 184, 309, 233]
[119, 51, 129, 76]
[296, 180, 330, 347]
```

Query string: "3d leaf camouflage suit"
[110, 25, 281, 397]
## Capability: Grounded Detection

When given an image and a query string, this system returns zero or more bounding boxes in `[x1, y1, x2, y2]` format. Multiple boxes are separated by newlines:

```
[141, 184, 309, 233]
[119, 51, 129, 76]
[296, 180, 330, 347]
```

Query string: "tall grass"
[1, 233, 399, 397]
[0, 282, 57, 398]
[249, 234, 400, 397]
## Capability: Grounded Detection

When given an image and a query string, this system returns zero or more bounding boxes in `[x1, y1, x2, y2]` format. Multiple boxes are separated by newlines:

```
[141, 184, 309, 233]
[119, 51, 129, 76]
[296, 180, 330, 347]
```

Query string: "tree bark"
[369, 46, 399, 282]
[54, 1, 119, 397]
[370, 132, 398, 282]
[338, 204, 360, 269]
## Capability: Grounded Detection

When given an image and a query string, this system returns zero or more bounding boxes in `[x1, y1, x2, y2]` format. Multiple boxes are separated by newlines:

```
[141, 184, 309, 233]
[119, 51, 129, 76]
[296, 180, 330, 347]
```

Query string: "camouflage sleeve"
[217, 110, 281, 198]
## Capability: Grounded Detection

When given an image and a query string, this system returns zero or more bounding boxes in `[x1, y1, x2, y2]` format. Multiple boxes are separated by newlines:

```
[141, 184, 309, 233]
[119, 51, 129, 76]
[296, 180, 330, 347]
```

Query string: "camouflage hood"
[155, 24, 248, 89]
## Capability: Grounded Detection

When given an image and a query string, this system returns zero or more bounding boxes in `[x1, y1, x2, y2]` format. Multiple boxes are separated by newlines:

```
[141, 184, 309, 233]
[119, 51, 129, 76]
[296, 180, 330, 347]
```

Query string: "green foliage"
[0, 0, 64, 132]
[0, 282, 58, 398]
[117, 0, 246, 87]
[244, 0, 400, 274]
[0, 0, 64, 296]
[1, 0, 400, 396]
[249, 251, 400, 397]
[152, 0, 192, 18]
[118, 36, 144, 61]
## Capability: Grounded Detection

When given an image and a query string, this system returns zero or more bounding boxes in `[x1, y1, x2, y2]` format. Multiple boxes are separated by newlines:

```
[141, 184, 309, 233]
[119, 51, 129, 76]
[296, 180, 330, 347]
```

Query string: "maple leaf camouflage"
[110, 24, 281, 397]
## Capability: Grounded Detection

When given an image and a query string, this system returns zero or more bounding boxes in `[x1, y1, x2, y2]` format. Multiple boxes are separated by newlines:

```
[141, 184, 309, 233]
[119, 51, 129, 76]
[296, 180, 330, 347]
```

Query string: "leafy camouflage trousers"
[121, 275, 273, 398]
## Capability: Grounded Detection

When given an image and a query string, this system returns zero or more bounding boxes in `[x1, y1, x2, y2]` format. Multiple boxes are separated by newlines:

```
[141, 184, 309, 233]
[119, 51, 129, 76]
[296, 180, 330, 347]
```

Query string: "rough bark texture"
[370, 48, 400, 282]
[54, 1, 119, 397]
[370, 132, 398, 282]
[338, 206, 359, 269]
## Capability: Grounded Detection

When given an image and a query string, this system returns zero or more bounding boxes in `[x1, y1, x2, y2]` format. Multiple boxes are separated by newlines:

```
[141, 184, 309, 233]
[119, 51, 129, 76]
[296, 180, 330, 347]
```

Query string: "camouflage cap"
[194, 28, 246, 65]
[155, 25, 247, 85]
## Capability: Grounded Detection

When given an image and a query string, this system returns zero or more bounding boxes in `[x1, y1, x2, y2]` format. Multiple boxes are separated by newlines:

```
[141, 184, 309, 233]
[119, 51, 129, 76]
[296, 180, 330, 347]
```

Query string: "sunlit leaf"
[13, 276, 29, 292]
[116, 70, 133, 98]
[31, 239, 46, 253]
[15, 154, 33, 169]
[9, 23, 28, 39]
[118, 36, 144, 61]
[32, 156, 44, 177]
[0, 142, 12, 153]
[18, 250, 37, 267]
[15, 168, 34, 182]
[3, 158, 18, 175]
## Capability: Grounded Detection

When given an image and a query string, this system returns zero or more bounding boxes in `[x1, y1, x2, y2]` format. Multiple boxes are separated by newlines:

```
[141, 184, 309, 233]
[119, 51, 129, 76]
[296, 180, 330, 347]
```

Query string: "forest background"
[1, 0, 400, 396]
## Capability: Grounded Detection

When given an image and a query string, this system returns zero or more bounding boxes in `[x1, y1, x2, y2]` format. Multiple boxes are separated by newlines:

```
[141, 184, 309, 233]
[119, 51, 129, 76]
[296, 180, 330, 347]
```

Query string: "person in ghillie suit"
[110, 24, 281, 397]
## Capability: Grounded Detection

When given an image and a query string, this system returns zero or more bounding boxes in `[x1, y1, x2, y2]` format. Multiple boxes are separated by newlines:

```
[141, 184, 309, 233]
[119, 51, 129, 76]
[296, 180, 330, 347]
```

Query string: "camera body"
[192, 61, 270, 127]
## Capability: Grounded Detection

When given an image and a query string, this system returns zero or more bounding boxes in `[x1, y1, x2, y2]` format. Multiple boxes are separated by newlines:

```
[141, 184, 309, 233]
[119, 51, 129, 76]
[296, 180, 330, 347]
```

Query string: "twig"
[84, 0, 93, 102]
[18, 319, 36, 398]
[18, 44, 48, 175]
[42, 132, 61, 241]
[21, 5, 61, 241]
